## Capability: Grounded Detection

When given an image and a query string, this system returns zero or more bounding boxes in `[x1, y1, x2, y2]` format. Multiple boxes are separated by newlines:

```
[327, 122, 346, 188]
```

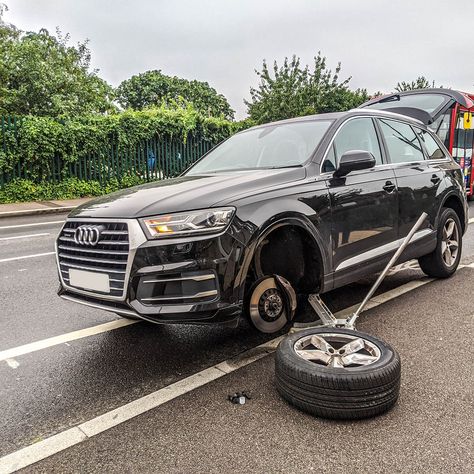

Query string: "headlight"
[141, 207, 235, 238]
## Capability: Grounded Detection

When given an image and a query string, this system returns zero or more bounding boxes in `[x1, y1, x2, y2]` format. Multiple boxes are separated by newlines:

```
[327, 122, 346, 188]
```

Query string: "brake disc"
[248, 277, 288, 333]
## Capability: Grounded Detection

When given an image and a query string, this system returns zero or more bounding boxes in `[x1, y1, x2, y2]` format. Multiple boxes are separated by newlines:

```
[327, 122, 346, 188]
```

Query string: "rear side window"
[378, 119, 425, 164]
[415, 128, 447, 160]
[322, 117, 382, 173]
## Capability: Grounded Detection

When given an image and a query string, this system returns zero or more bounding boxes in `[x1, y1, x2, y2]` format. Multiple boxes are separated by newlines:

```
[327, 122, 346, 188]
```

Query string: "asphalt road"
[0, 204, 473, 473]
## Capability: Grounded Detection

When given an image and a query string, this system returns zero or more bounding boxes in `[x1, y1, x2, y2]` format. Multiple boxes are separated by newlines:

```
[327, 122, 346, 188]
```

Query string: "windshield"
[186, 120, 332, 174]
[365, 94, 448, 114]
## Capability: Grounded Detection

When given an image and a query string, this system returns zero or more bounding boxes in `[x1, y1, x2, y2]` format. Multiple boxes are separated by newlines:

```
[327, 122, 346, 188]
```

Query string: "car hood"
[69, 168, 306, 219]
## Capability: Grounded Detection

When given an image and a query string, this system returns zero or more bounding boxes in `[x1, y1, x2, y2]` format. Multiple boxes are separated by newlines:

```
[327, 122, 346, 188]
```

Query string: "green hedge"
[0, 176, 148, 203]
[0, 106, 252, 185]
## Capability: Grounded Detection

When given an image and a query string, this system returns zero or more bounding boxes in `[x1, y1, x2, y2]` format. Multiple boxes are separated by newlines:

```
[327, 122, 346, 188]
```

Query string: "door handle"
[431, 174, 441, 185]
[383, 181, 396, 193]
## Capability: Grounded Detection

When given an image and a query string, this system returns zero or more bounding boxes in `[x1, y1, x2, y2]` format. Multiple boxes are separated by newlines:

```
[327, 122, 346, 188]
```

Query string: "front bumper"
[56, 218, 248, 326]
[58, 288, 243, 326]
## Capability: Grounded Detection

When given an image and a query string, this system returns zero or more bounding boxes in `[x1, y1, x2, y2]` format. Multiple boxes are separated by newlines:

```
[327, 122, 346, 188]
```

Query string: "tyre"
[418, 207, 462, 278]
[275, 328, 401, 420]
[245, 276, 289, 334]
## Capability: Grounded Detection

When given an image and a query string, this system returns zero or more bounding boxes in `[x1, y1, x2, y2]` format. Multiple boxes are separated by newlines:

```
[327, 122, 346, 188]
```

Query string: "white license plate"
[69, 269, 110, 293]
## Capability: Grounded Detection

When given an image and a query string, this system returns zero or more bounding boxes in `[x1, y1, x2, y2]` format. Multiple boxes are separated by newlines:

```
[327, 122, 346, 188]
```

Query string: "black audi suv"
[56, 109, 468, 333]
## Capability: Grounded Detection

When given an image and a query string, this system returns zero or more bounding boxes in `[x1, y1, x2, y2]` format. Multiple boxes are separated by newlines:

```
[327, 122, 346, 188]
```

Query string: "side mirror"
[333, 150, 376, 178]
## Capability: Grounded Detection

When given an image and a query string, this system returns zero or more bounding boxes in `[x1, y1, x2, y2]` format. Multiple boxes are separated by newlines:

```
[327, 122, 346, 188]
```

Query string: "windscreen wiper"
[264, 164, 302, 169]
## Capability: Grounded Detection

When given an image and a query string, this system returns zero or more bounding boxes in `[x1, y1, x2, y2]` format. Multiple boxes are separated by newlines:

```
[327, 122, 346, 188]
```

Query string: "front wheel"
[418, 207, 462, 278]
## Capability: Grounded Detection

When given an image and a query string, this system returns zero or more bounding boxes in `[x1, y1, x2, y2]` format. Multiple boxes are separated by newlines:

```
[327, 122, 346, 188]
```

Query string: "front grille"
[57, 221, 130, 298]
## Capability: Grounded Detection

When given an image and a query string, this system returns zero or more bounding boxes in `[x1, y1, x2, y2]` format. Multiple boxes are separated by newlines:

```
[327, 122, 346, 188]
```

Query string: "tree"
[0, 3, 17, 38]
[0, 6, 114, 117]
[245, 53, 369, 124]
[116, 70, 234, 120]
[395, 76, 436, 92]
[0, 4, 19, 90]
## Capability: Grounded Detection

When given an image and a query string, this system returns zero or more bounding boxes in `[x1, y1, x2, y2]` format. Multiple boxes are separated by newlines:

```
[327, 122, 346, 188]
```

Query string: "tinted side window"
[322, 117, 382, 172]
[378, 119, 425, 163]
[415, 128, 446, 160]
[322, 144, 337, 173]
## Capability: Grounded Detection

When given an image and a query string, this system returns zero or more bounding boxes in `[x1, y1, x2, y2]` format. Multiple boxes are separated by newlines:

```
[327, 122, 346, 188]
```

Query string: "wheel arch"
[440, 192, 467, 233]
[235, 214, 331, 302]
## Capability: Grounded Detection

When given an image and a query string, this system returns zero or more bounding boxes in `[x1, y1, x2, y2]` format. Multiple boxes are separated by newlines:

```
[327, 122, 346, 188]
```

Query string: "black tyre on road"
[275, 328, 401, 420]
[418, 207, 462, 278]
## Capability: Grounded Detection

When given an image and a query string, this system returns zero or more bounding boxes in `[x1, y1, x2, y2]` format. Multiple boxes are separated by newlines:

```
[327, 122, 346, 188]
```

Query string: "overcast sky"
[4, 0, 474, 118]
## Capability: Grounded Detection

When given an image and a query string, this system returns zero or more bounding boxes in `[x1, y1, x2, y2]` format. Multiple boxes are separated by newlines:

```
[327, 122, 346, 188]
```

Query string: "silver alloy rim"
[294, 333, 381, 369]
[441, 218, 459, 267]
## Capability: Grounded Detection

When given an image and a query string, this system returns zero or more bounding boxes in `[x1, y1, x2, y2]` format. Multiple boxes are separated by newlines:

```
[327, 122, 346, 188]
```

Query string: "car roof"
[245, 108, 426, 132]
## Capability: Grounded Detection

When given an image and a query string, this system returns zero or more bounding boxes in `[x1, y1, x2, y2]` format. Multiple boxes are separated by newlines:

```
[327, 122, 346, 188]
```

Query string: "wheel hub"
[259, 289, 283, 321]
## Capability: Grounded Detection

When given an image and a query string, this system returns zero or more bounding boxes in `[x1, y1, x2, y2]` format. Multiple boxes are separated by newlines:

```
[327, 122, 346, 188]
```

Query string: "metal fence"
[0, 116, 22, 186]
[0, 116, 216, 187]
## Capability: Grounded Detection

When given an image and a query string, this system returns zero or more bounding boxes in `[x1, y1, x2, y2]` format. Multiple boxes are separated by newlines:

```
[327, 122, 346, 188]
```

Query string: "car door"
[321, 117, 399, 287]
[376, 117, 442, 238]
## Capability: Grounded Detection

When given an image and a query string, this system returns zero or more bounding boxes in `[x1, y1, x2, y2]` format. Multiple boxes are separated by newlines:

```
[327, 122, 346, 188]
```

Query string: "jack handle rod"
[347, 212, 428, 328]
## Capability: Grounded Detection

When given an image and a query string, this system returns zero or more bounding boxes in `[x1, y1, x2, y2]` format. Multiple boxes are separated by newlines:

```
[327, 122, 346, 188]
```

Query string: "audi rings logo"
[74, 225, 106, 246]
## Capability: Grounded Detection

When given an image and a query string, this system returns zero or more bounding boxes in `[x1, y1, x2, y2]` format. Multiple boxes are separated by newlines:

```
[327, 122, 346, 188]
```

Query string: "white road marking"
[0, 428, 87, 474]
[0, 220, 64, 230]
[0, 252, 55, 263]
[0, 337, 281, 473]
[0, 207, 74, 216]
[469, 217, 474, 225]
[371, 278, 434, 304]
[5, 358, 19, 369]
[0, 269, 456, 473]
[0, 233, 50, 241]
[0, 319, 138, 362]
[333, 278, 434, 319]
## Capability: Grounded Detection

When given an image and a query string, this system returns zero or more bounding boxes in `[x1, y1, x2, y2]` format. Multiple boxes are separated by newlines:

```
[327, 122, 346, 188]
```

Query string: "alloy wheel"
[294, 333, 381, 369]
[441, 218, 459, 267]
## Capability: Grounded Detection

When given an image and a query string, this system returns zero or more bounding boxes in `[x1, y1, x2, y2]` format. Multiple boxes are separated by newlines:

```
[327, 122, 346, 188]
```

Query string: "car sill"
[335, 229, 434, 272]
